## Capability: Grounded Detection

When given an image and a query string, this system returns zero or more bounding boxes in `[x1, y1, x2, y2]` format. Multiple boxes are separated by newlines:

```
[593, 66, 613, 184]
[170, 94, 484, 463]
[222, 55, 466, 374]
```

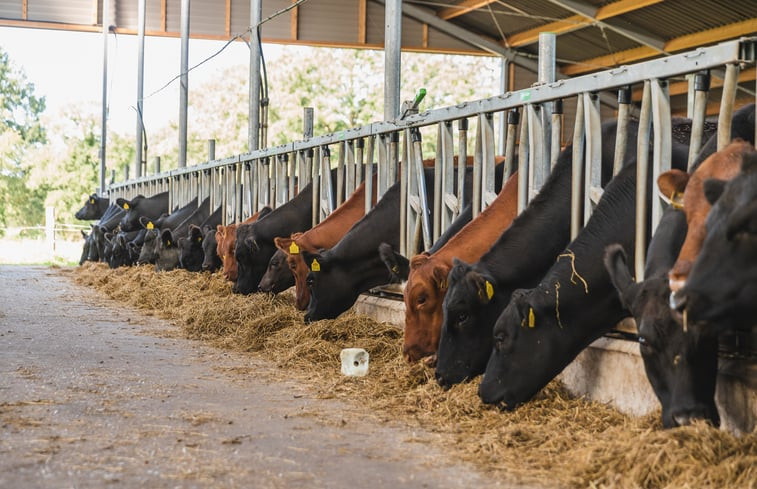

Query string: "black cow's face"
[302, 251, 356, 322]
[155, 229, 180, 271]
[435, 259, 501, 388]
[677, 163, 757, 329]
[604, 244, 719, 428]
[108, 235, 130, 269]
[258, 249, 295, 293]
[179, 226, 204, 272]
[102, 233, 115, 263]
[479, 287, 563, 409]
[234, 224, 273, 294]
[137, 230, 159, 265]
[79, 230, 92, 265]
[89, 225, 107, 262]
[75, 194, 103, 221]
[201, 228, 221, 272]
[117, 196, 144, 232]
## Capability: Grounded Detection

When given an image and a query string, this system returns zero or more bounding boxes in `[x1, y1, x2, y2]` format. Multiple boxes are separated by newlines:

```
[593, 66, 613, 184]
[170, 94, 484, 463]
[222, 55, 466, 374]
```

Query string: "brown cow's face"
[402, 254, 450, 363]
[216, 224, 238, 282]
[288, 253, 311, 310]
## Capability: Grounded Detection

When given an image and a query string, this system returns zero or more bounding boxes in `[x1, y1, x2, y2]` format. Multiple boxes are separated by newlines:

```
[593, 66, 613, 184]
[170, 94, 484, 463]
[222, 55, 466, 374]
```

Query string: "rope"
[557, 249, 589, 294]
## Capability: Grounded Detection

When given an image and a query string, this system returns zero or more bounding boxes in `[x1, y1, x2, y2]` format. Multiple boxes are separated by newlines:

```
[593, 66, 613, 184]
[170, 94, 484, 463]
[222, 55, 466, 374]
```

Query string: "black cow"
[136, 198, 199, 265]
[258, 248, 295, 293]
[75, 193, 110, 221]
[477, 127, 692, 410]
[88, 205, 126, 262]
[178, 205, 223, 272]
[79, 227, 94, 265]
[117, 191, 169, 232]
[434, 119, 640, 388]
[200, 226, 222, 272]
[107, 229, 144, 268]
[234, 174, 336, 295]
[156, 197, 212, 271]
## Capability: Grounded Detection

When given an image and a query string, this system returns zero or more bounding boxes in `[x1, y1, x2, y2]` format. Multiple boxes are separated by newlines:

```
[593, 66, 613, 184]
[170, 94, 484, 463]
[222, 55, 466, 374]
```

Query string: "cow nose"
[303, 313, 313, 324]
[669, 289, 687, 312]
[672, 408, 710, 427]
[435, 371, 451, 390]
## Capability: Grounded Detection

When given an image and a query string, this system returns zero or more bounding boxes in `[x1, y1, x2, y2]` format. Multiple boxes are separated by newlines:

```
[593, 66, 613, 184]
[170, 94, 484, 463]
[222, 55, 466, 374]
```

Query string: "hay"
[72, 263, 757, 489]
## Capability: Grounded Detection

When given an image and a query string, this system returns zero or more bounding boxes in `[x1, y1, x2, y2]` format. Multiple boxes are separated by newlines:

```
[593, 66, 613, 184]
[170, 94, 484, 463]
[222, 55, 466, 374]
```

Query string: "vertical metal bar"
[583, 92, 601, 226]
[717, 63, 740, 151]
[99, 0, 109, 194]
[472, 117, 483, 218]
[135, 0, 145, 178]
[378, 134, 388, 198]
[505, 110, 518, 177]
[482, 112, 496, 210]
[346, 140, 355, 197]
[400, 131, 409, 256]
[527, 104, 545, 201]
[651, 79, 672, 235]
[303, 107, 314, 139]
[248, 0, 262, 151]
[384, 0, 401, 120]
[517, 108, 529, 214]
[412, 129, 432, 251]
[457, 118, 468, 211]
[614, 86, 631, 176]
[440, 120, 455, 233]
[570, 95, 585, 240]
[178, 0, 189, 168]
[433, 124, 443, 241]
[389, 132, 399, 188]
[635, 81, 652, 283]
[498, 58, 508, 154]
[363, 137, 373, 215]
[688, 71, 710, 171]
[337, 141, 345, 206]
[538, 32, 555, 165]
[312, 148, 320, 226]
[551, 99, 563, 170]
[321, 146, 334, 220]
[207, 139, 216, 161]
[288, 151, 296, 199]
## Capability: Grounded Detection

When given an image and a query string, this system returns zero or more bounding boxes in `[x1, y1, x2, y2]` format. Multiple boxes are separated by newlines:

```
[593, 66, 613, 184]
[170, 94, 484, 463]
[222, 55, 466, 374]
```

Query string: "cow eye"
[289, 261, 297, 270]
[638, 335, 654, 351]
[416, 295, 427, 306]
[457, 312, 469, 324]
[494, 332, 509, 352]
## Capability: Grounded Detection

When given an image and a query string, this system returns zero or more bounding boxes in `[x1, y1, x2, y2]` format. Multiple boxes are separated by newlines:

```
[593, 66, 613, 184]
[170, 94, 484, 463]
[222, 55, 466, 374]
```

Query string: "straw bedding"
[72, 262, 757, 488]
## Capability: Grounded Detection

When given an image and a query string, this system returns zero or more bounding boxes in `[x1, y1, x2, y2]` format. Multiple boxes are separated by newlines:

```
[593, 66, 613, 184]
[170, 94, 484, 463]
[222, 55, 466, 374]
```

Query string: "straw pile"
[72, 263, 757, 489]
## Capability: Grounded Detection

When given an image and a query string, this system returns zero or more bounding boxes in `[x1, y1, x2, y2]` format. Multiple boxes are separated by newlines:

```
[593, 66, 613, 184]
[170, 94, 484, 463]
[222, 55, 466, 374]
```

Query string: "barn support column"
[178, 0, 190, 168]
[497, 58, 508, 155]
[384, 0, 402, 120]
[99, 0, 111, 194]
[135, 0, 146, 178]
[249, 0, 262, 151]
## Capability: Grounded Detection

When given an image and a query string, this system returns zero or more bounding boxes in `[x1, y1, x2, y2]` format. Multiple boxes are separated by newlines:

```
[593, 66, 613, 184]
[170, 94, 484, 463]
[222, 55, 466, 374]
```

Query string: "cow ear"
[466, 269, 494, 305]
[104, 232, 114, 244]
[603, 243, 639, 310]
[161, 229, 175, 247]
[189, 225, 203, 241]
[431, 263, 452, 291]
[258, 206, 273, 220]
[657, 169, 688, 208]
[378, 242, 409, 282]
[703, 178, 727, 206]
[274, 236, 293, 253]
[81, 230, 88, 239]
[409, 252, 430, 271]
[302, 251, 325, 272]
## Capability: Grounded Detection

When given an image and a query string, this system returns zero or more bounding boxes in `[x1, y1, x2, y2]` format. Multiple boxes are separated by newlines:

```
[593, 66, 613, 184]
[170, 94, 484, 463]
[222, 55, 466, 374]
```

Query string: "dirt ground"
[0, 265, 530, 489]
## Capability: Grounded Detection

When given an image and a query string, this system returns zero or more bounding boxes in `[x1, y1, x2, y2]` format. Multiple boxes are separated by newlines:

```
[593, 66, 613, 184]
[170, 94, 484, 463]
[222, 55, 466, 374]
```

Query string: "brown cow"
[274, 174, 379, 310]
[402, 170, 519, 363]
[657, 139, 754, 293]
[216, 208, 269, 282]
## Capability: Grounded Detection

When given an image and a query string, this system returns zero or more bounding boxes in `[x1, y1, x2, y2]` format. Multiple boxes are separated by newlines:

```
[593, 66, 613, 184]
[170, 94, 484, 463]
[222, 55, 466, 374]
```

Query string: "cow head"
[179, 224, 205, 272]
[301, 250, 348, 322]
[137, 228, 160, 265]
[116, 195, 145, 232]
[108, 233, 131, 269]
[201, 226, 222, 272]
[603, 244, 719, 428]
[258, 248, 295, 293]
[234, 223, 273, 294]
[216, 223, 238, 281]
[102, 232, 115, 263]
[75, 193, 107, 221]
[89, 225, 109, 262]
[378, 243, 410, 284]
[400, 251, 450, 364]
[79, 227, 93, 265]
[275, 234, 311, 310]
[676, 150, 757, 329]
[435, 259, 500, 388]
[155, 229, 181, 272]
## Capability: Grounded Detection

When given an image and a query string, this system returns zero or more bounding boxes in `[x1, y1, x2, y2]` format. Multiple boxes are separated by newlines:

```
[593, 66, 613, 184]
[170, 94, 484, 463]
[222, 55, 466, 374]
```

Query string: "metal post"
[504, 110, 518, 177]
[288, 151, 296, 200]
[583, 92, 602, 226]
[135, 0, 146, 178]
[635, 81, 652, 282]
[384, 0, 401, 120]
[312, 148, 320, 226]
[717, 63, 740, 151]
[440, 120, 456, 234]
[527, 104, 545, 201]
[688, 71, 710, 170]
[538, 33, 555, 166]
[346, 140, 356, 197]
[389, 131, 399, 189]
[178, 0, 189, 168]
[472, 119, 482, 218]
[517, 108, 529, 214]
[498, 57, 508, 154]
[457, 118, 468, 208]
[412, 129, 432, 251]
[99, 0, 110, 194]
[249, 0, 262, 151]
[551, 99, 562, 169]
[337, 142, 345, 206]
[320, 146, 334, 220]
[208, 139, 216, 161]
[303, 107, 314, 139]
[433, 125, 443, 241]
[614, 87, 631, 176]
[154, 156, 160, 174]
[400, 130, 409, 256]
[570, 95, 585, 240]
[650, 79, 672, 234]
[362, 137, 372, 214]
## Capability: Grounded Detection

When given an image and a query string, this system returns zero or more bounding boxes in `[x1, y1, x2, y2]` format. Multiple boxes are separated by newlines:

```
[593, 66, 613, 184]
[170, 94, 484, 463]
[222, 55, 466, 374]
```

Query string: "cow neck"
[253, 183, 314, 241]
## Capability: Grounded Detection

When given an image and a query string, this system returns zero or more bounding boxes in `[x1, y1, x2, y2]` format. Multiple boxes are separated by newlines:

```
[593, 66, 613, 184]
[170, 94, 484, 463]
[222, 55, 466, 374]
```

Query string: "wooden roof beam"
[563, 18, 757, 76]
[438, 0, 498, 21]
[508, 0, 663, 47]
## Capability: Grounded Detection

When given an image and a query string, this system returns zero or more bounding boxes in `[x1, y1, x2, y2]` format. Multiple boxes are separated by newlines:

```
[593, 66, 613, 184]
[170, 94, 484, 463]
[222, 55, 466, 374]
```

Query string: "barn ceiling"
[0, 0, 755, 114]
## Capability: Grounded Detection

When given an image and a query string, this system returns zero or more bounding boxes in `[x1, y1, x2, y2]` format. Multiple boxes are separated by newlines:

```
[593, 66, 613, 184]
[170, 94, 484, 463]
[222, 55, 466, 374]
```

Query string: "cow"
[75, 193, 110, 221]
[235, 176, 335, 294]
[178, 205, 223, 272]
[658, 140, 753, 292]
[398, 170, 519, 364]
[259, 174, 378, 301]
[200, 226, 223, 272]
[107, 229, 144, 268]
[155, 197, 212, 271]
[603, 208, 720, 428]
[117, 191, 170, 232]
[477, 125, 693, 410]
[215, 208, 272, 282]
[88, 205, 126, 262]
[675, 148, 757, 329]
[434, 119, 644, 388]
[78, 227, 94, 265]
[136, 198, 200, 265]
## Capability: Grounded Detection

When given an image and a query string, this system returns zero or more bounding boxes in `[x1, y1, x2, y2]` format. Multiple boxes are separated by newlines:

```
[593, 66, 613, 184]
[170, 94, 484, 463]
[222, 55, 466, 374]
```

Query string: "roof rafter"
[563, 18, 757, 76]
[438, 0, 498, 21]
[508, 0, 663, 47]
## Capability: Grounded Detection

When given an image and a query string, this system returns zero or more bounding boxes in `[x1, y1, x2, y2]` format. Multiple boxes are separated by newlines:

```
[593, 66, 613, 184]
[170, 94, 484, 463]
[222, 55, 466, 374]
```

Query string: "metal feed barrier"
[108, 37, 757, 283]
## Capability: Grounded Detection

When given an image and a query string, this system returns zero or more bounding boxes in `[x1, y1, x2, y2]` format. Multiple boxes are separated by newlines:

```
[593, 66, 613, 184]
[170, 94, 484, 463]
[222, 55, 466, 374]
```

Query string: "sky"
[0, 26, 280, 136]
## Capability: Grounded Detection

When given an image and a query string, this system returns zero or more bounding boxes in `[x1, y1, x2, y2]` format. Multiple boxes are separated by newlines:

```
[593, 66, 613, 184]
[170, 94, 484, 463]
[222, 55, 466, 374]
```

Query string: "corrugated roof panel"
[425, 23, 483, 52]
[298, 0, 359, 44]
[144, 0, 162, 32]
[230, 0, 250, 37]
[401, 13, 424, 48]
[0, 0, 22, 20]
[188, 1, 226, 36]
[461, 1, 576, 36]
[28, 0, 93, 25]
[365, 0, 384, 45]
[555, 26, 640, 63]
[115, 0, 136, 30]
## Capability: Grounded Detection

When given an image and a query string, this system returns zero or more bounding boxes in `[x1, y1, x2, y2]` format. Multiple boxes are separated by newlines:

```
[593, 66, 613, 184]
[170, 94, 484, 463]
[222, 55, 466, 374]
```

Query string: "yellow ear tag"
[90, 198, 95, 204]
[311, 259, 321, 272]
[485, 280, 494, 300]
[289, 242, 300, 254]
[439, 278, 447, 290]
[123, 203, 129, 210]
[146, 221, 154, 230]
[528, 308, 535, 328]
[670, 190, 684, 210]
[166, 240, 171, 246]
[391, 265, 399, 274]
[197, 236, 203, 243]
